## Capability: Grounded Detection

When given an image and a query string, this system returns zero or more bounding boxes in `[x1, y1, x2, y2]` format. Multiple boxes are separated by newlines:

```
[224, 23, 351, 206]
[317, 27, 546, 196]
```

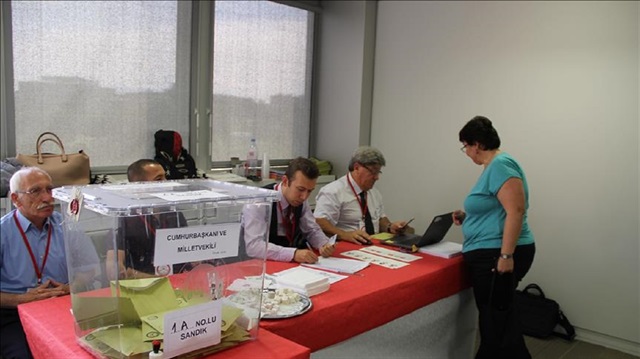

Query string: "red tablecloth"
[18, 295, 310, 359]
[260, 241, 470, 351]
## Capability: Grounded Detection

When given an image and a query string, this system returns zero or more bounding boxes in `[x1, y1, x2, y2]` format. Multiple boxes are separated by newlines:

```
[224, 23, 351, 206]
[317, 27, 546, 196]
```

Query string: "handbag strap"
[35, 132, 67, 164]
[522, 283, 546, 298]
[553, 310, 576, 341]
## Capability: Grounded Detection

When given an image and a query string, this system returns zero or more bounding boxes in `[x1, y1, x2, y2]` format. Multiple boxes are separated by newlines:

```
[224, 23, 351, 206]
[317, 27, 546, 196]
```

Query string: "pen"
[401, 217, 415, 229]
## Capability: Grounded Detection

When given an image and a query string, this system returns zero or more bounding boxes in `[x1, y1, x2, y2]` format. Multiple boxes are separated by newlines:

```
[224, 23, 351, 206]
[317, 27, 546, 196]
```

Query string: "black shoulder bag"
[515, 283, 576, 341]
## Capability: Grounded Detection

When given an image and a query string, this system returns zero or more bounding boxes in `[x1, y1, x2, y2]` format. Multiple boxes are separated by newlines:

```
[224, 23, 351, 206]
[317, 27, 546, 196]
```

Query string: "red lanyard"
[139, 215, 164, 237]
[275, 184, 296, 245]
[347, 174, 368, 221]
[13, 211, 52, 285]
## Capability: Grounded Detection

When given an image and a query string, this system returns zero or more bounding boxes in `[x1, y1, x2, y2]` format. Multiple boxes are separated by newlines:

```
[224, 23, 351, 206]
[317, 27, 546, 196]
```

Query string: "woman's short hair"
[459, 115, 501, 150]
[348, 146, 386, 171]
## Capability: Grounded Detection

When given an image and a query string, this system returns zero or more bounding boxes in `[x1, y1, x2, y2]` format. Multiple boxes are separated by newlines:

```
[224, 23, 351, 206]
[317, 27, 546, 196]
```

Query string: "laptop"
[380, 212, 454, 252]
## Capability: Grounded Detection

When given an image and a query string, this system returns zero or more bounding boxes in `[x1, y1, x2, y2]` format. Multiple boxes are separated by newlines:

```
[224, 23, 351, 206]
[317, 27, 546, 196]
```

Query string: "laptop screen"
[416, 212, 453, 246]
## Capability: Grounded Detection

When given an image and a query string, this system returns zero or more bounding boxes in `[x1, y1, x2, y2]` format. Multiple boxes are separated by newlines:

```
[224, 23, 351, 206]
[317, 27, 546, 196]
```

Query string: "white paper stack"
[418, 241, 463, 259]
[275, 267, 330, 296]
[302, 257, 369, 274]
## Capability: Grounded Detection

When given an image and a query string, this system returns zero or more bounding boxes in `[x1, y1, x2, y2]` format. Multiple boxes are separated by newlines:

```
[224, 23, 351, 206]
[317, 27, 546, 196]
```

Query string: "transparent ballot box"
[53, 179, 277, 358]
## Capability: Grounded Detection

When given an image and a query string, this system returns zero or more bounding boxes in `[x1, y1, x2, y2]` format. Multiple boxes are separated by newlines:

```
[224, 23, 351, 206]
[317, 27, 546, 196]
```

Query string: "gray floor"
[524, 335, 639, 359]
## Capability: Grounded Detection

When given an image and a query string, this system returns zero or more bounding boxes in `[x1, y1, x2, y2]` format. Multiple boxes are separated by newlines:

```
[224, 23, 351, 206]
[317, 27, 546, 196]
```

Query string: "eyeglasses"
[363, 165, 382, 176]
[15, 186, 54, 197]
[460, 144, 469, 153]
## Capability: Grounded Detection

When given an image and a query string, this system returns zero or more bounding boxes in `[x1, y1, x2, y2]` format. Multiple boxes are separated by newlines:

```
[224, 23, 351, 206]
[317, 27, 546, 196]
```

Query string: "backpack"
[154, 130, 199, 179]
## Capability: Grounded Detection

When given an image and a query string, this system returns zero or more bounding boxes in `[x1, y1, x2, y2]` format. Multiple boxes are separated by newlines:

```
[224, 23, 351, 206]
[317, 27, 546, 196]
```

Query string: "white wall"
[368, 0, 639, 354]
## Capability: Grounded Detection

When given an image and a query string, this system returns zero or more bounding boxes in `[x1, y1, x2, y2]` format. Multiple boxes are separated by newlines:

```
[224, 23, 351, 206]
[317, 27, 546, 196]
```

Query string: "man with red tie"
[314, 146, 413, 245]
[242, 157, 335, 263]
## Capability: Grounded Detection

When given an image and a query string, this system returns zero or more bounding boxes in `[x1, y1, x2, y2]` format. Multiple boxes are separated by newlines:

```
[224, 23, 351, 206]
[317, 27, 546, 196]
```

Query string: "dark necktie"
[359, 191, 375, 235]
[284, 206, 295, 245]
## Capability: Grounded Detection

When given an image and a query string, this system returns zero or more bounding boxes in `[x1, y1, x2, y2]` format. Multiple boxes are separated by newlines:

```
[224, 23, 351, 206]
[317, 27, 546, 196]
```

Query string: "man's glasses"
[460, 144, 468, 153]
[15, 186, 54, 197]
[363, 165, 382, 176]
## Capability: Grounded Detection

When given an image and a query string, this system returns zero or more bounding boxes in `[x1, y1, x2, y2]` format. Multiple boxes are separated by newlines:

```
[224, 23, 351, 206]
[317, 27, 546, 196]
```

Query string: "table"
[18, 241, 472, 358]
[18, 295, 310, 359]
[261, 241, 472, 352]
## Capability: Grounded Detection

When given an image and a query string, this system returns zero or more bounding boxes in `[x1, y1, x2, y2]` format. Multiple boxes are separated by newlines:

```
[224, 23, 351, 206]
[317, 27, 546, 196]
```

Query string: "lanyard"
[347, 174, 368, 221]
[139, 215, 166, 237]
[13, 211, 52, 285]
[275, 184, 296, 245]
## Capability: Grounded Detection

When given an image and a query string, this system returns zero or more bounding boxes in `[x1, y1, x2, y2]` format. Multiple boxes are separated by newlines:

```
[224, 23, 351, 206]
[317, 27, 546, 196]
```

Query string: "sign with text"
[163, 300, 222, 358]
[154, 223, 241, 266]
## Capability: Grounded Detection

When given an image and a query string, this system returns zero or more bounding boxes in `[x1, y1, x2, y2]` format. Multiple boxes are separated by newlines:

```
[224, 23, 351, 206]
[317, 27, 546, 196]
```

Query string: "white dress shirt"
[314, 173, 386, 233]
[242, 184, 331, 262]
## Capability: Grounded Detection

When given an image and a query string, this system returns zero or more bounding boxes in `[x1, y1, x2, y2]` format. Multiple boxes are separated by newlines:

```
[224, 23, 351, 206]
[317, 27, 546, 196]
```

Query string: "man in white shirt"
[243, 157, 335, 263]
[314, 146, 412, 245]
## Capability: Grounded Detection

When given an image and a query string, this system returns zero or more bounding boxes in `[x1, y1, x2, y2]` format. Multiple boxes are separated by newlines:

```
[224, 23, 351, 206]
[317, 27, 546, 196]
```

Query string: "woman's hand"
[496, 257, 514, 273]
[452, 210, 466, 225]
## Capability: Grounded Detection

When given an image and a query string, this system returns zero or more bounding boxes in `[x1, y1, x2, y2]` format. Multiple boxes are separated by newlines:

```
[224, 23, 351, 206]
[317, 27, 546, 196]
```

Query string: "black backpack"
[154, 130, 199, 179]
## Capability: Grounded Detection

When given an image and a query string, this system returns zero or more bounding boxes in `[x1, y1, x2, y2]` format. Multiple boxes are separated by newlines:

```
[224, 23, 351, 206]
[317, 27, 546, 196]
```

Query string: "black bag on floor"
[154, 130, 199, 179]
[515, 283, 576, 341]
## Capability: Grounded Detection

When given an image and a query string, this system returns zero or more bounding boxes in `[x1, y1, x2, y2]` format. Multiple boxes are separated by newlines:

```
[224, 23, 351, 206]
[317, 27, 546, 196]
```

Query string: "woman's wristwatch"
[500, 253, 513, 260]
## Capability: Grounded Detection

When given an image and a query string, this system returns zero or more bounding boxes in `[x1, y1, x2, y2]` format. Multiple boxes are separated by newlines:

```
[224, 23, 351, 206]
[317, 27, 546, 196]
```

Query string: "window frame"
[0, 0, 320, 175]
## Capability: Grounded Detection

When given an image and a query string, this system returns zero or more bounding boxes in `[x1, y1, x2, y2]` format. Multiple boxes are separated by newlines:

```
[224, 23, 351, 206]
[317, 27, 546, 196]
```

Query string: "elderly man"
[0, 167, 98, 358]
[243, 157, 335, 263]
[314, 146, 413, 245]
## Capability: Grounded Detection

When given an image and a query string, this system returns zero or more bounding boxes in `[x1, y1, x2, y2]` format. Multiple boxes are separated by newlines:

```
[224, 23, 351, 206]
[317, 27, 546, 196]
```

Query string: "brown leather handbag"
[17, 132, 91, 187]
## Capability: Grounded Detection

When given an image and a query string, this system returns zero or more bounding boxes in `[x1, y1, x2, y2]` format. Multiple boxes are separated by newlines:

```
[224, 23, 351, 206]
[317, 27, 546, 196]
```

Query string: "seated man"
[106, 159, 190, 279]
[314, 146, 413, 245]
[243, 157, 335, 263]
[1, 167, 99, 359]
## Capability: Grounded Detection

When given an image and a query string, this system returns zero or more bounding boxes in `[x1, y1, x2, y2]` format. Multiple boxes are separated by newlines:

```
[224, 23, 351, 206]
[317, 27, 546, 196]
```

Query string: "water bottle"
[246, 138, 259, 179]
[261, 152, 270, 180]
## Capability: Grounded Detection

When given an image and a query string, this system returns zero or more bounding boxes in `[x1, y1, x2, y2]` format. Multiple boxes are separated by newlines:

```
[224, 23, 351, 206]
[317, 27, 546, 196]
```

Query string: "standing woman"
[453, 116, 536, 359]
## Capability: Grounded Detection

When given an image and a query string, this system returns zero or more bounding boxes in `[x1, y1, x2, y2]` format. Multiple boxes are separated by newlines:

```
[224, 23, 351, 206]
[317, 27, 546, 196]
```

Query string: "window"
[7, 1, 191, 168]
[1, 0, 316, 172]
[211, 1, 314, 163]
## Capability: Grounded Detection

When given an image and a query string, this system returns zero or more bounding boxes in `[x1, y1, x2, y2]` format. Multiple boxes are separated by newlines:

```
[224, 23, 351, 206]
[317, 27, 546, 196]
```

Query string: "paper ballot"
[418, 241, 462, 259]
